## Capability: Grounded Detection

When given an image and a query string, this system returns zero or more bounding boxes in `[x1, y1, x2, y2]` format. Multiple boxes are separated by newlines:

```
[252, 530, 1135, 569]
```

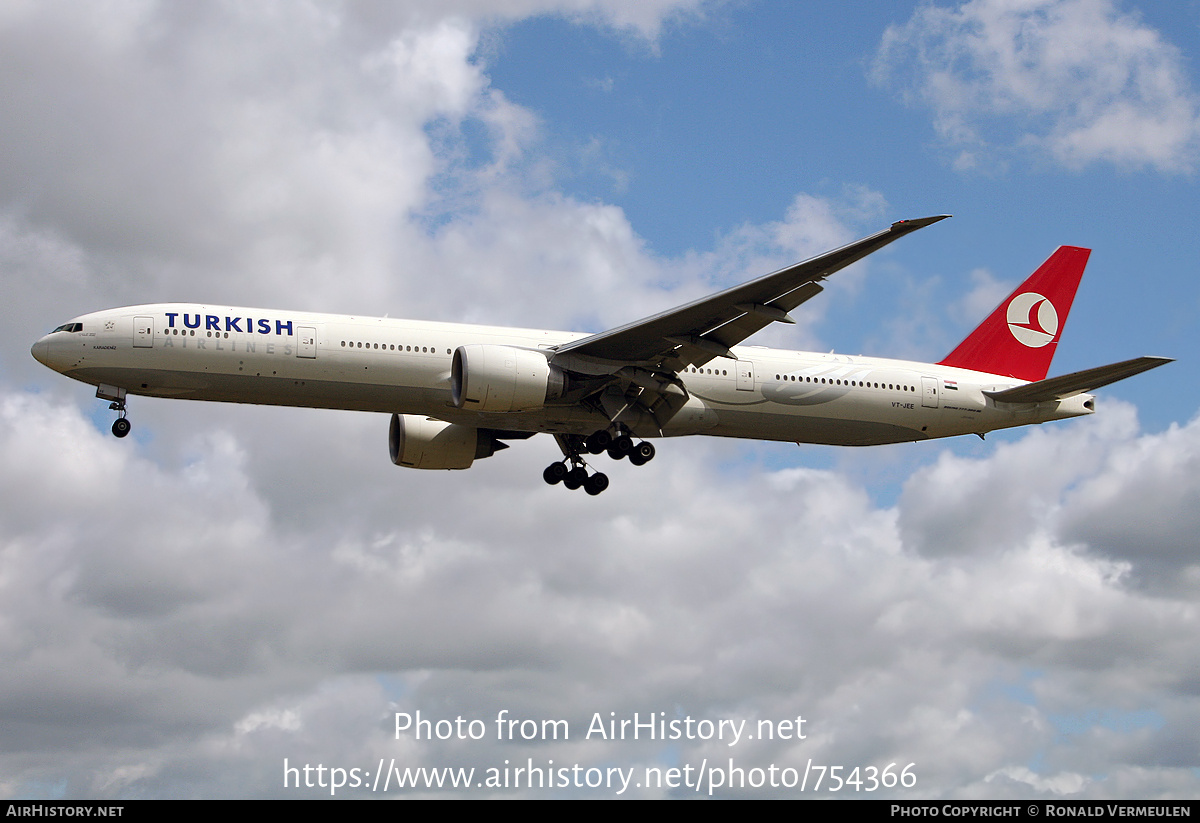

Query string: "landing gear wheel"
[607, 434, 633, 461]
[112, 418, 131, 438]
[563, 467, 588, 490]
[585, 430, 612, 454]
[552, 433, 615, 495]
[628, 441, 655, 466]
[584, 472, 609, 495]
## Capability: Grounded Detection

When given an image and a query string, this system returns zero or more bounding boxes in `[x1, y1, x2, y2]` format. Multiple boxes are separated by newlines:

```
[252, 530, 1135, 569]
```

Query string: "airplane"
[30, 215, 1171, 495]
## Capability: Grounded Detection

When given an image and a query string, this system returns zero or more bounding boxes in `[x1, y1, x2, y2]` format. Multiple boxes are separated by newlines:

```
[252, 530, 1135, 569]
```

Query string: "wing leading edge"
[552, 215, 951, 370]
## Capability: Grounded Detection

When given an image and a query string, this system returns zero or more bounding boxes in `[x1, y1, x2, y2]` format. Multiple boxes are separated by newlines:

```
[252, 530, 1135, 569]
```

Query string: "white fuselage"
[31, 303, 1093, 445]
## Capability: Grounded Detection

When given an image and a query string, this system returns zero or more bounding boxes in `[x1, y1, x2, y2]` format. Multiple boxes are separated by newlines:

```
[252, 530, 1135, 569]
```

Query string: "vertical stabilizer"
[939, 246, 1090, 381]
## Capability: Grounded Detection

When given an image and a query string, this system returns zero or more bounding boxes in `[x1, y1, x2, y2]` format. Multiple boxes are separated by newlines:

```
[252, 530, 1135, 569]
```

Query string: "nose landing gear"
[97, 386, 132, 439]
[111, 409, 131, 438]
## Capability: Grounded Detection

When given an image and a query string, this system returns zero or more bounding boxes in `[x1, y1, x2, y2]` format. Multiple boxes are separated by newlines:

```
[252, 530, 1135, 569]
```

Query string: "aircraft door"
[736, 361, 755, 391]
[921, 376, 938, 408]
[297, 326, 317, 359]
[133, 316, 153, 348]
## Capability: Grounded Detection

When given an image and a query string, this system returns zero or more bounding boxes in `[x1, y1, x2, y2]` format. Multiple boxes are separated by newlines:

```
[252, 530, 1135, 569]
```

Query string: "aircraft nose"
[31, 337, 51, 367]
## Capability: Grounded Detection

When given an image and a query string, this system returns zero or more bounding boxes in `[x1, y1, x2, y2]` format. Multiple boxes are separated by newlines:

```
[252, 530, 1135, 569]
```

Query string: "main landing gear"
[543, 428, 656, 495]
[542, 460, 609, 495]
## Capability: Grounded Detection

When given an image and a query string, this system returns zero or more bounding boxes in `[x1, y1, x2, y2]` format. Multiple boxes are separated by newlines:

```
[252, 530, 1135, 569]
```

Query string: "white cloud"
[954, 267, 1012, 325]
[873, 0, 1200, 172]
[5, 386, 1200, 796]
[985, 765, 1089, 795]
[1058, 410, 1200, 588]
[899, 425, 1107, 558]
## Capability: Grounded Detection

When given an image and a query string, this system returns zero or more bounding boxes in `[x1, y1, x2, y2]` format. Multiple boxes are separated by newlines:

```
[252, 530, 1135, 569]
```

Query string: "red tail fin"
[939, 246, 1090, 381]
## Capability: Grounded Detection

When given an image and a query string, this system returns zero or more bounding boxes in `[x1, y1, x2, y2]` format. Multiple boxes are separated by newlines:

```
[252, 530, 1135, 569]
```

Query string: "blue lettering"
[165, 312, 178, 328]
[206, 315, 220, 330]
[276, 320, 293, 336]
[183, 313, 201, 329]
[225, 317, 242, 333]
[246, 317, 253, 333]
[258, 318, 271, 335]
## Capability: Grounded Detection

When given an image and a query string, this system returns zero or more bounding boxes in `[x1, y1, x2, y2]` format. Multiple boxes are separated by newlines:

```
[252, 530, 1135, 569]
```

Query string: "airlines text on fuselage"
[164, 313, 294, 336]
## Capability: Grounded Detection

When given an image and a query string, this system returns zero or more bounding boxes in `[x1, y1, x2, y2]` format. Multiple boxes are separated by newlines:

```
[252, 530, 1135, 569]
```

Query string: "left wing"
[551, 215, 949, 371]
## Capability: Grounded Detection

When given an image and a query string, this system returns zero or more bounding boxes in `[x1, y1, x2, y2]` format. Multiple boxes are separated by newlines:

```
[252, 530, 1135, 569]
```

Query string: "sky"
[2, 0, 1199, 800]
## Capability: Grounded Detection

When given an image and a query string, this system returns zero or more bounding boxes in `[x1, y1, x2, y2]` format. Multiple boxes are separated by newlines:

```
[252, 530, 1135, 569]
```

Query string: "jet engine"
[451, 344, 566, 413]
[388, 413, 502, 470]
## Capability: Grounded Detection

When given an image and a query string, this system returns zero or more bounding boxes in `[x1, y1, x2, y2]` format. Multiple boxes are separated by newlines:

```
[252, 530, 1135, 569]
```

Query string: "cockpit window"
[51, 323, 83, 333]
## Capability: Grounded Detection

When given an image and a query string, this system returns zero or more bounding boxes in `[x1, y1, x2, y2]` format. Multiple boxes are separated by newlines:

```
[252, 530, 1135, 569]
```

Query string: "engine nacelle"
[451, 344, 565, 413]
[388, 414, 499, 470]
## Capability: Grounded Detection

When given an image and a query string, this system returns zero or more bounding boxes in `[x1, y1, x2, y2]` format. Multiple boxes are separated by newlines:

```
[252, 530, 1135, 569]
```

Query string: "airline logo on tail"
[939, 245, 1089, 382]
[1006, 292, 1058, 348]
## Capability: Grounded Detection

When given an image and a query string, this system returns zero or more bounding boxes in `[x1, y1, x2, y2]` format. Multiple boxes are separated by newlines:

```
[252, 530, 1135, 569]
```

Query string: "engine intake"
[451, 344, 564, 413]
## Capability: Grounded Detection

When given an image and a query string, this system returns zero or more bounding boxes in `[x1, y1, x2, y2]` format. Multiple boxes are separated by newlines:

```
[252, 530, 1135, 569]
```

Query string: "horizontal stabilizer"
[984, 356, 1173, 403]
